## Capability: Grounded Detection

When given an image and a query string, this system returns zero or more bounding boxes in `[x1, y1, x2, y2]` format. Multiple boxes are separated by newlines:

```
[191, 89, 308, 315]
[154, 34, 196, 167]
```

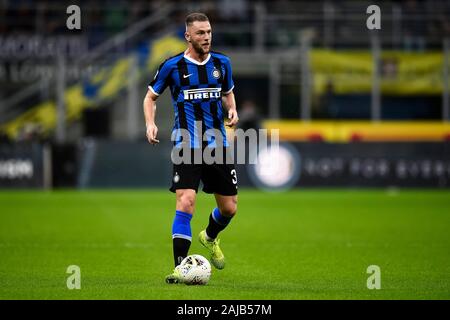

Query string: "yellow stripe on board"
[263, 120, 450, 142]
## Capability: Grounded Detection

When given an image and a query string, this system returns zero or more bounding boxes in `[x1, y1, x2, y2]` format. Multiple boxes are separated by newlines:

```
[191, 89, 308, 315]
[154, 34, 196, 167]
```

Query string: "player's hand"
[226, 109, 239, 127]
[146, 123, 160, 144]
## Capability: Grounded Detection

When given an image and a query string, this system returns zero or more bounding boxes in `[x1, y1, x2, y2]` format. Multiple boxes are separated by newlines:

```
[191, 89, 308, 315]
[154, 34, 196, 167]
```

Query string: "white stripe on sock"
[172, 234, 192, 241]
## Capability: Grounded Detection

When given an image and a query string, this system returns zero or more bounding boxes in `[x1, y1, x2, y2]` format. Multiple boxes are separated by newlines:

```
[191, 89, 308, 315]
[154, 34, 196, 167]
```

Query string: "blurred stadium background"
[0, 0, 449, 299]
[1, 0, 450, 189]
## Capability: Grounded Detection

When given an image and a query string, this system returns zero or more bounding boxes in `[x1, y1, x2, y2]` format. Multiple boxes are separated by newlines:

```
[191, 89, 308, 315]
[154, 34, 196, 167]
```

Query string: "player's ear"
[185, 32, 191, 42]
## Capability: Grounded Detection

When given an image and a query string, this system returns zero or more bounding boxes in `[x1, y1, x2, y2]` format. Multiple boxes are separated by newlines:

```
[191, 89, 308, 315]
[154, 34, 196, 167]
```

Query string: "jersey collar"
[183, 53, 211, 65]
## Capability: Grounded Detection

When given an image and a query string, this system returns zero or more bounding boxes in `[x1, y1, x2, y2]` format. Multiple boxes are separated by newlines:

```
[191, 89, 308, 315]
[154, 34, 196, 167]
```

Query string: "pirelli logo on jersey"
[183, 88, 222, 100]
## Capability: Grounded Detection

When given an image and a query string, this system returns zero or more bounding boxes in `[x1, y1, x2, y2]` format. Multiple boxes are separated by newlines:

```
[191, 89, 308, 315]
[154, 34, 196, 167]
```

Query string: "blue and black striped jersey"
[148, 51, 234, 148]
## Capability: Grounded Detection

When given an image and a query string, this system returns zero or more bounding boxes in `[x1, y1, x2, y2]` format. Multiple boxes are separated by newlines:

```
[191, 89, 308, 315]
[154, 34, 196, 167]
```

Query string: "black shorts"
[169, 148, 238, 196]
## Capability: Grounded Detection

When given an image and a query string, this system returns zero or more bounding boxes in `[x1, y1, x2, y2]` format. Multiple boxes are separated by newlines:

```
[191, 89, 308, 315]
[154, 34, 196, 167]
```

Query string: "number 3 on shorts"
[231, 169, 238, 185]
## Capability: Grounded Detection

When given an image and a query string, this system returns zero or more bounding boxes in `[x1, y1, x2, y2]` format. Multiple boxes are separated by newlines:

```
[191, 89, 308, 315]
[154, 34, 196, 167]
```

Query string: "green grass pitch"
[0, 189, 449, 299]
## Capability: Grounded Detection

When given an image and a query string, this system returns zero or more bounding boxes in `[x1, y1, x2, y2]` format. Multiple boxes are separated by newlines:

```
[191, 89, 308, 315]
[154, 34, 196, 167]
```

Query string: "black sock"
[205, 213, 227, 240]
[173, 238, 191, 267]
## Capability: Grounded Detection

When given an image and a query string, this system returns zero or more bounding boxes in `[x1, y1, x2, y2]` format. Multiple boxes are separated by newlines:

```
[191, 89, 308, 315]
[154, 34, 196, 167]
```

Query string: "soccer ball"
[176, 254, 211, 285]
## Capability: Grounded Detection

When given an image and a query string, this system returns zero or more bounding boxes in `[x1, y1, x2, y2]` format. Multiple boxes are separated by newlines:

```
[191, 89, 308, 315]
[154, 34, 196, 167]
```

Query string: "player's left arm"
[222, 91, 239, 127]
[222, 56, 238, 127]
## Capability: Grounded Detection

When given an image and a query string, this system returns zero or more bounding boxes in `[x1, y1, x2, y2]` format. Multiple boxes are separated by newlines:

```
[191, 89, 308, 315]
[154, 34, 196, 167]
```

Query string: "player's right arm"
[143, 90, 159, 144]
[143, 59, 172, 144]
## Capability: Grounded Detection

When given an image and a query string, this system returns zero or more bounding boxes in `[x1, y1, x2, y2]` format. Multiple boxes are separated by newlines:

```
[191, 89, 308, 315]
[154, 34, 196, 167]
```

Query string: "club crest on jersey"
[183, 88, 222, 100]
[212, 67, 221, 79]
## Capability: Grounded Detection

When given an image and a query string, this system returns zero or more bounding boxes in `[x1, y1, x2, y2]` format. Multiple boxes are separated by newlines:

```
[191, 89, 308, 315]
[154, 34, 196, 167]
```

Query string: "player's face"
[186, 21, 212, 55]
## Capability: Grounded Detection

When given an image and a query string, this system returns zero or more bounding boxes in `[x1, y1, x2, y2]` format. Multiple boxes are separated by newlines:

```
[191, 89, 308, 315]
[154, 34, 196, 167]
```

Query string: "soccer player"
[143, 13, 239, 283]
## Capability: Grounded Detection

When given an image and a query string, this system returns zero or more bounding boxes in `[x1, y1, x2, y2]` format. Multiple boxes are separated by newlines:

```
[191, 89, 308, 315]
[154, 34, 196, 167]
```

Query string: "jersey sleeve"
[148, 60, 172, 96]
[222, 57, 235, 94]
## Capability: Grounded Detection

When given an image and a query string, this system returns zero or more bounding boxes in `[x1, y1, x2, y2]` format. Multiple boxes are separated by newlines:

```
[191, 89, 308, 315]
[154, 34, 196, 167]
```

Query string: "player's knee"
[219, 199, 237, 218]
[177, 192, 196, 214]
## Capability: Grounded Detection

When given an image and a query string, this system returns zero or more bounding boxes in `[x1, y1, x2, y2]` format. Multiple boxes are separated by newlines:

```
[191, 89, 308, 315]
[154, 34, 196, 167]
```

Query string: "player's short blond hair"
[185, 13, 209, 28]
